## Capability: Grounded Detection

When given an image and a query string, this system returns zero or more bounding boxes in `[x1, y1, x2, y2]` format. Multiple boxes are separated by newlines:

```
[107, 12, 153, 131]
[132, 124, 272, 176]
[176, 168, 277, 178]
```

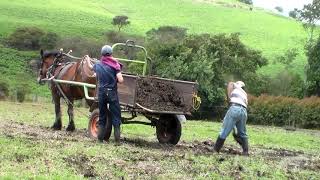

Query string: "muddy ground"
[136, 77, 187, 112]
[1, 120, 319, 179]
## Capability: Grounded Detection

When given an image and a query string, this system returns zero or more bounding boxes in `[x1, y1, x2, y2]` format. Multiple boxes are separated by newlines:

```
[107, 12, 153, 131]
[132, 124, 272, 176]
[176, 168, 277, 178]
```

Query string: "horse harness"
[46, 55, 78, 107]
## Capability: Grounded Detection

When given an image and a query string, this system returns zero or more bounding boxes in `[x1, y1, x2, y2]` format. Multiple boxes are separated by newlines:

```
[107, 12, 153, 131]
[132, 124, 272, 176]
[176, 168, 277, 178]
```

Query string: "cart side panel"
[172, 82, 197, 112]
[118, 75, 138, 107]
[150, 76, 198, 113]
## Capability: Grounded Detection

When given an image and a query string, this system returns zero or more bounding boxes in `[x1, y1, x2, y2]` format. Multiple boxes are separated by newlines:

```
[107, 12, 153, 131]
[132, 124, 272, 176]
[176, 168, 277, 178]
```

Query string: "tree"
[238, 0, 253, 5]
[298, 0, 320, 41]
[289, 8, 298, 19]
[305, 36, 320, 96]
[276, 48, 298, 70]
[275, 6, 283, 13]
[299, 1, 320, 97]
[112, 15, 130, 32]
[269, 48, 304, 98]
[146, 33, 267, 115]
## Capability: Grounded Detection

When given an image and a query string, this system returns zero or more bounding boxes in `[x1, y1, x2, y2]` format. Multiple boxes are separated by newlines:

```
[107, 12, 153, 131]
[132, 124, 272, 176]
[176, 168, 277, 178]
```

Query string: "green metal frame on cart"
[112, 40, 149, 76]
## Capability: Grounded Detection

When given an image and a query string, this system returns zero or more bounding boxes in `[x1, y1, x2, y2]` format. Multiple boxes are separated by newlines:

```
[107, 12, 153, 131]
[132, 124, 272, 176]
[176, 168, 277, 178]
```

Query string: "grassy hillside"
[0, 101, 319, 178]
[0, 0, 309, 77]
[0, 46, 50, 97]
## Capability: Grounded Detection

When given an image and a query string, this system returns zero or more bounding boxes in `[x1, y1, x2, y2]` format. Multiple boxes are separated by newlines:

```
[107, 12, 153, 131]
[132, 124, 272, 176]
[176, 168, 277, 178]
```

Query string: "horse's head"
[37, 49, 62, 85]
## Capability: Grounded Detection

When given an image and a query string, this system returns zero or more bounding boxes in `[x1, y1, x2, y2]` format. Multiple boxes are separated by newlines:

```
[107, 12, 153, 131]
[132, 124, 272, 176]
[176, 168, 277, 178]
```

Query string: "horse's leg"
[66, 99, 75, 131]
[52, 94, 62, 130]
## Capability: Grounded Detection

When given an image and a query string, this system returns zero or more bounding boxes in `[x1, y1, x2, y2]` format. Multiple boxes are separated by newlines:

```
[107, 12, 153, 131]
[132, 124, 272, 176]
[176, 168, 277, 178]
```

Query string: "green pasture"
[0, 101, 319, 179]
[0, 0, 311, 77]
[0, 46, 50, 97]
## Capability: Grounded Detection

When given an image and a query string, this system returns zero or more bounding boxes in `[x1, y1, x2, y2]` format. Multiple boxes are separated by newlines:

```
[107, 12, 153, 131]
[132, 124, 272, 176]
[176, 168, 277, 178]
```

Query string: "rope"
[192, 93, 201, 110]
[63, 53, 82, 60]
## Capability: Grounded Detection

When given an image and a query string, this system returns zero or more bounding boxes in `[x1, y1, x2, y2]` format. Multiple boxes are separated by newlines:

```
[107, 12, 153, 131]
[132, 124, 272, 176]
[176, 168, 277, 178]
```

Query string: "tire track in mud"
[1, 120, 319, 175]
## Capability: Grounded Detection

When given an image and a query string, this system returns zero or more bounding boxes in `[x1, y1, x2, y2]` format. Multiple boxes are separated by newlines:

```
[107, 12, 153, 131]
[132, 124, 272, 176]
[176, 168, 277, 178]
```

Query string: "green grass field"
[0, 101, 319, 179]
[0, 0, 311, 77]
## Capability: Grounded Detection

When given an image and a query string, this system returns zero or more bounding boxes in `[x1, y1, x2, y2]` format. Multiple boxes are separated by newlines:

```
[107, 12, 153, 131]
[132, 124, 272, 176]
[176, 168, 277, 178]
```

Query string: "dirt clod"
[64, 154, 96, 178]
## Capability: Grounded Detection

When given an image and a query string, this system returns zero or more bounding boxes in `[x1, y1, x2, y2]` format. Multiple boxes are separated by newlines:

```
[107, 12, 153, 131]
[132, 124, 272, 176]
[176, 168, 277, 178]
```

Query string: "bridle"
[39, 50, 80, 82]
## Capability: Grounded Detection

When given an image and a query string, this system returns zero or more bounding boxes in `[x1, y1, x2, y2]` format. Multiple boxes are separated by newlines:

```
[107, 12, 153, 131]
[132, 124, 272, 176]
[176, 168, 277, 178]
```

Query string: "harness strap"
[50, 63, 76, 107]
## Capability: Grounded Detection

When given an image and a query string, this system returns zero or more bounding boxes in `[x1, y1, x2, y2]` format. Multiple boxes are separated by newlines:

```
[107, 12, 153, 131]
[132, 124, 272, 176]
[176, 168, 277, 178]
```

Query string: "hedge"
[248, 95, 320, 129]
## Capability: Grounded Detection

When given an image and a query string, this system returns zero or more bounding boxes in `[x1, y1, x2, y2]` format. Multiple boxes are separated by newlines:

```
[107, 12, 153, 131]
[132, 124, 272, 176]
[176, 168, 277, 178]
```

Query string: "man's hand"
[116, 72, 124, 84]
[227, 82, 235, 100]
[84, 55, 94, 70]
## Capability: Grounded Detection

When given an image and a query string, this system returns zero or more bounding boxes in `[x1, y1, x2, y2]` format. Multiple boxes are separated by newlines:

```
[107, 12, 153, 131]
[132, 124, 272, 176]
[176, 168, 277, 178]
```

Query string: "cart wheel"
[88, 109, 112, 141]
[156, 114, 181, 145]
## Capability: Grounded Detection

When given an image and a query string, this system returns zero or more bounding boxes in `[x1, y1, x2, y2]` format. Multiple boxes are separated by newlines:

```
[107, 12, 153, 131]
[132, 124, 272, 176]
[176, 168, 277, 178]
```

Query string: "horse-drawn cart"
[41, 41, 200, 145]
[89, 74, 199, 145]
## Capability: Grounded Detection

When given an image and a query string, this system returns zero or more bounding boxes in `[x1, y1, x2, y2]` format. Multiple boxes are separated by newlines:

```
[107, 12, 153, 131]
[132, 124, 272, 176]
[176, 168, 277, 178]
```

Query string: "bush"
[6, 27, 45, 50]
[16, 88, 27, 102]
[55, 37, 102, 58]
[39, 32, 59, 50]
[146, 26, 187, 43]
[14, 73, 31, 103]
[0, 79, 9, 100]
[248, 95, 320, 129]
[104, 30, 145, 45]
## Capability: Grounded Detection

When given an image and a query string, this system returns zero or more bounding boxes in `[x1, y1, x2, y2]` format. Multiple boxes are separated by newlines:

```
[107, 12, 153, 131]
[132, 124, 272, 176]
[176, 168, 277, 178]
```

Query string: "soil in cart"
[136, 77, 187, 112]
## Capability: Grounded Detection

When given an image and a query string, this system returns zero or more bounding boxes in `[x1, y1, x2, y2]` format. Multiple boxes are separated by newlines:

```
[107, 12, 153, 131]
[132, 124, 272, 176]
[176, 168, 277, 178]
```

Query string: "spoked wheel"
[88, 109, 112, 141]
[156, 114, 181, 145]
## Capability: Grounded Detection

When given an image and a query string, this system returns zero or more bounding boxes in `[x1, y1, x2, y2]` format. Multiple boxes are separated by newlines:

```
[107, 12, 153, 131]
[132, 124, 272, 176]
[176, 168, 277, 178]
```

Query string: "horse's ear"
[40, 49, 44, 57]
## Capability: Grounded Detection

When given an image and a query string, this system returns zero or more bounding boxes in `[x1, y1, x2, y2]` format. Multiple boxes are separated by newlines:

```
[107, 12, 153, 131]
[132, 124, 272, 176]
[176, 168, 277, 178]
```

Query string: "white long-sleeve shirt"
[230, 83, 248, 108]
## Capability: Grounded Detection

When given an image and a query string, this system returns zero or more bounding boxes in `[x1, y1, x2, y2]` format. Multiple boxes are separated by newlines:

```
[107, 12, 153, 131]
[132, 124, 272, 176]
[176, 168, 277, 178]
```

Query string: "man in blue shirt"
[88, 45, 124, 144]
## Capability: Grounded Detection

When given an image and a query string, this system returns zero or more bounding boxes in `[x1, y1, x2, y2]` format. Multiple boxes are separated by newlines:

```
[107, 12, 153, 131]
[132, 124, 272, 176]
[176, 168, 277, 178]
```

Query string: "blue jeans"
[219, 105, 247, 139]
[98, 88, 121, 128]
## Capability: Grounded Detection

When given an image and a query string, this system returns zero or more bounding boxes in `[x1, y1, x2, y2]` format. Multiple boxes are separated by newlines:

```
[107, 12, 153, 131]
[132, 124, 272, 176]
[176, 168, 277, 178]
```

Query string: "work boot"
[233, 131, 243, 146]
[97, 125, 106, 143]
[214, 136, 225, 153]
[241, 138, 249, 156]
[114, 126, 121, 145]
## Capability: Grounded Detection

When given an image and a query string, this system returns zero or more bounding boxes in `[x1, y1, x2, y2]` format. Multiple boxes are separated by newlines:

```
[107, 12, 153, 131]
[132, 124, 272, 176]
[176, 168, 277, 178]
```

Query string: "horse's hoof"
[66, 124, 75, 132]
[51, 124, 62, 130]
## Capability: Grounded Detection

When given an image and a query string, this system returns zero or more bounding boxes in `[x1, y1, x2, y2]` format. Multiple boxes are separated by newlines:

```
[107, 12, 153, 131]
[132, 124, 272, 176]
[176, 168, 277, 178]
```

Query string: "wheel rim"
[90, 115, 99, 138]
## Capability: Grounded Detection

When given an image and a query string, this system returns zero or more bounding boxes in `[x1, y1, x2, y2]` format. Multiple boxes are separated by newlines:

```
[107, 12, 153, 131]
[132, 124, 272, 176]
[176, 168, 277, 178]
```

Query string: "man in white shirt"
[214, 81, 249, 155]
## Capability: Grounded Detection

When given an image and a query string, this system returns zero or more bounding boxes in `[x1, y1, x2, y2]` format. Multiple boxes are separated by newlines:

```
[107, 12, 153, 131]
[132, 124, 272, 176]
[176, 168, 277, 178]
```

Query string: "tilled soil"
[136, 77, 187, 112]
[0, 120, 93, 143]
[0, 121, 318, 159]
[64, 154, 97, 178]
[1, 121, 320, 178]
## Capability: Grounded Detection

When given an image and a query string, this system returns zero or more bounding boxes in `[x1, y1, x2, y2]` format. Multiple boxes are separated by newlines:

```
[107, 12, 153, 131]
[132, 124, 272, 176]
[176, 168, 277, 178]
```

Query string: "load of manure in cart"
[136, 77, 187, 112]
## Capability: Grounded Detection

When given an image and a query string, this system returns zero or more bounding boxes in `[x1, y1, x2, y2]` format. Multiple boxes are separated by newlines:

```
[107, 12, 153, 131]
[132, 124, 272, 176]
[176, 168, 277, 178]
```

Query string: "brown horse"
[38, 50, 97, 131]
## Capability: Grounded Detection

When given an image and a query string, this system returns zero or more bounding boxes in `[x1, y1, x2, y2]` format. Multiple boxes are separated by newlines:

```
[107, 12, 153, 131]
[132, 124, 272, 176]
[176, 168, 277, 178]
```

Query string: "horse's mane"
[42, 50, 60, 58]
